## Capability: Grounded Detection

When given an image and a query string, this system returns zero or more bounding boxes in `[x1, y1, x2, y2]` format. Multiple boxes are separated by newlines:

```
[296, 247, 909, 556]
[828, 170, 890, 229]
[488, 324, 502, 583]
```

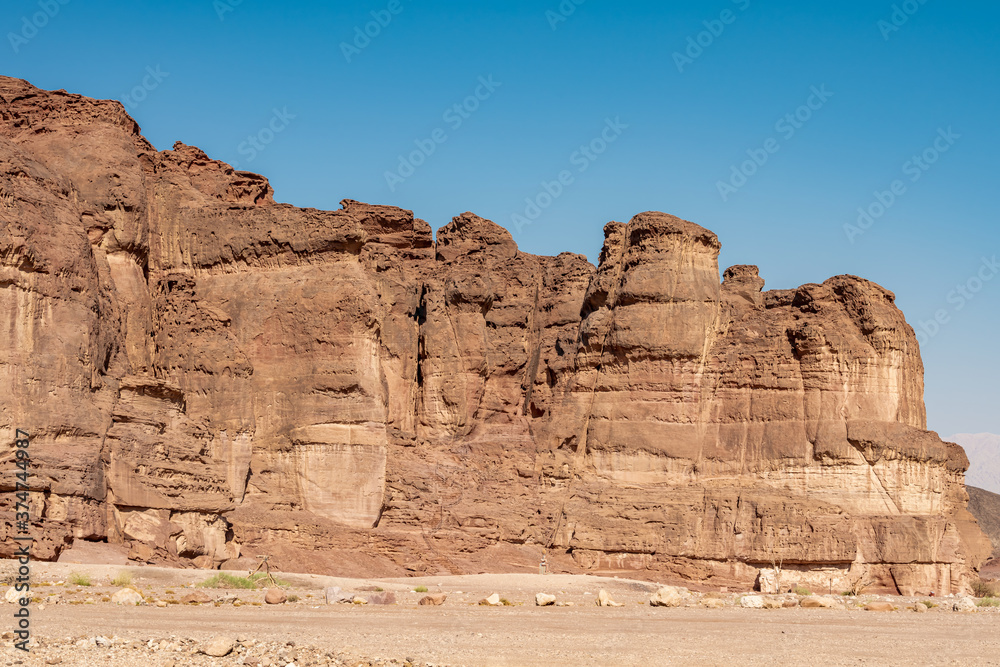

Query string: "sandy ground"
[2, 562, 999, 666]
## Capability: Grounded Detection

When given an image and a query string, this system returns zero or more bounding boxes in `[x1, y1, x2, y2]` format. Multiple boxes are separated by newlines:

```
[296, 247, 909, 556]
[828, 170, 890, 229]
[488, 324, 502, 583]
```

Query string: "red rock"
[0, 76, 990, 595]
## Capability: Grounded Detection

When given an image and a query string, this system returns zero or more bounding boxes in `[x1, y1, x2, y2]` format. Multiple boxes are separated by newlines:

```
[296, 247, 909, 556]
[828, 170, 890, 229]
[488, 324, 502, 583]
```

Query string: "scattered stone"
[597, 589, 624, 607]
[740, 596, 764, 609]
[155, 600, 168, 608]
[265, 588, 287, 605]
[761, 597, 784, 610]
[555, 601, 575, 607]
[865, 602, 895, 612]
[4, 587, 21, 603]
[181, 590, 212, 605]
[369, 591, 397, 605]
[352, 596, 368, 605]
[202, 635, 235, 657]
[111, 588, 143, 606]
[650, 586, 686, 608]
[800, 596, 840, 609]
[535, 593, 556, 606]
[782, 600, 798, 609]
[418, 594, 447, 606]
[479, 593, 502, 606]
[953, 597, 977, 613]
[325, 586, 351, 604]
[701, 598, 726, 609]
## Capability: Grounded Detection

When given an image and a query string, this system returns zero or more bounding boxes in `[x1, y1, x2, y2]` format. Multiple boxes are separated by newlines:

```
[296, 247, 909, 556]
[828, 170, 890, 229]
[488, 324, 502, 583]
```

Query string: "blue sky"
[3, 0, 997, 436]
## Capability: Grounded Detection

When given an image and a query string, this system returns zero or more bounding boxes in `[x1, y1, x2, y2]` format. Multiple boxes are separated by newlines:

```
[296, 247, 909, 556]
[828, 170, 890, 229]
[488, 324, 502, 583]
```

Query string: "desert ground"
[2, 559, 999, 667]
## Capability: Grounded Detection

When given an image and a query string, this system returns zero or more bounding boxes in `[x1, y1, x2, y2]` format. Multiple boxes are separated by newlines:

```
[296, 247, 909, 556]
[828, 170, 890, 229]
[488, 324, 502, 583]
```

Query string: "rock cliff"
[0, 76, 990, 593]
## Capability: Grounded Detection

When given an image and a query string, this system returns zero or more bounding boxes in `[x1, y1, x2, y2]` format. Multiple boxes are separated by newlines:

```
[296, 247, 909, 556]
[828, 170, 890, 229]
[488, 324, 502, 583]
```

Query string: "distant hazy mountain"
[967, 486, 1000, 560]
[949, 433, 1000, 495]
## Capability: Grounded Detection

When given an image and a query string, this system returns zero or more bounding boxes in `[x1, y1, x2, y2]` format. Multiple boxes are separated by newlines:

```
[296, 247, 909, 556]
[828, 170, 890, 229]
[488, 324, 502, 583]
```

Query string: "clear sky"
[3, 0, 997, 436]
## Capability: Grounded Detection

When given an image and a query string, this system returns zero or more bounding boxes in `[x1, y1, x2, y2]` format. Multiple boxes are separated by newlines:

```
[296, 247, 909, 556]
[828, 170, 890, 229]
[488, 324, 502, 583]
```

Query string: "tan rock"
[800, 596, 841, 609]
[596, 589, 623, 607]
[535, 593, 556, 606]
[650, 587, 686, 608]
[181, 590, 212, 605]
[479, 593, 502, 606]
[953, 597, 977, 612]
[865, 601, 895, 612]
[201, 636, 235, 657]
[111, 588, 143, 606]
[264, 588, 287, 605]
[418, 594, 447, 606]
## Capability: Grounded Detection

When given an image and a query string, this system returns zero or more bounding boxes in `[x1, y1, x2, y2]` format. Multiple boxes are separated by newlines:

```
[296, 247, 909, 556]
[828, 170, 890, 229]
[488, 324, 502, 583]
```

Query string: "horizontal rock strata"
[0, 76, 990, 594]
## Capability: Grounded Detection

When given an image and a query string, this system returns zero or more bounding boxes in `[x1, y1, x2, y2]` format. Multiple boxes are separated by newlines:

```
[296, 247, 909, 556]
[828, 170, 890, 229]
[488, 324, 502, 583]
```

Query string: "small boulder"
[649, 586, 686, 608]
[111, 588, 143, 606]
[865, 602, 895, 612]
[597, 590, 623, 607]
[953, 597, 977, 613]
[701, 598, 725, 609]
[418, 594, 447, 606]
[181, 590, 212, 605]
[369, 591, 397, 605]
[264, 588, 287, 605]
[535, 593, 556, 606]
[479, 593, 502, 606]
[4, 587, 22, 604]
[740, 595, 764, 609]
[352, 596, 368, 605]
[800, 596, 840, 609]
[911, 602, 928, 613]
[325, 586, 350, 604]
[201, 636, 235, 657]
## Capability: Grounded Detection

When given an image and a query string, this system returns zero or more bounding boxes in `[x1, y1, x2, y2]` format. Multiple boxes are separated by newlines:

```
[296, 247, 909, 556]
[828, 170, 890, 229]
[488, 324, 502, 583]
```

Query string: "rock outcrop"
[0, 76, 990, 594]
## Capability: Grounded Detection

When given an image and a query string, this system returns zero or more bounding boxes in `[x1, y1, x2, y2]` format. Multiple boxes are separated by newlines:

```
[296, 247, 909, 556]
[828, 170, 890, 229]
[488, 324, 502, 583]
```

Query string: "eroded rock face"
[0, 76, 990, 593]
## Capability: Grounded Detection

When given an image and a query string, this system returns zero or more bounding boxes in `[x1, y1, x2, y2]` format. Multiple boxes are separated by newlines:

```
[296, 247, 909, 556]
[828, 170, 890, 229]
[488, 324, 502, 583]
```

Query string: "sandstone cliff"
[0, 76, 990, 594]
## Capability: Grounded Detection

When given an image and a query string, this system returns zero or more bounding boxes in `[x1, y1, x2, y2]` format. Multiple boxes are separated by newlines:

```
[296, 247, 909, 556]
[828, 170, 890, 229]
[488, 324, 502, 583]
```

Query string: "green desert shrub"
[69, 572, 91, 587]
